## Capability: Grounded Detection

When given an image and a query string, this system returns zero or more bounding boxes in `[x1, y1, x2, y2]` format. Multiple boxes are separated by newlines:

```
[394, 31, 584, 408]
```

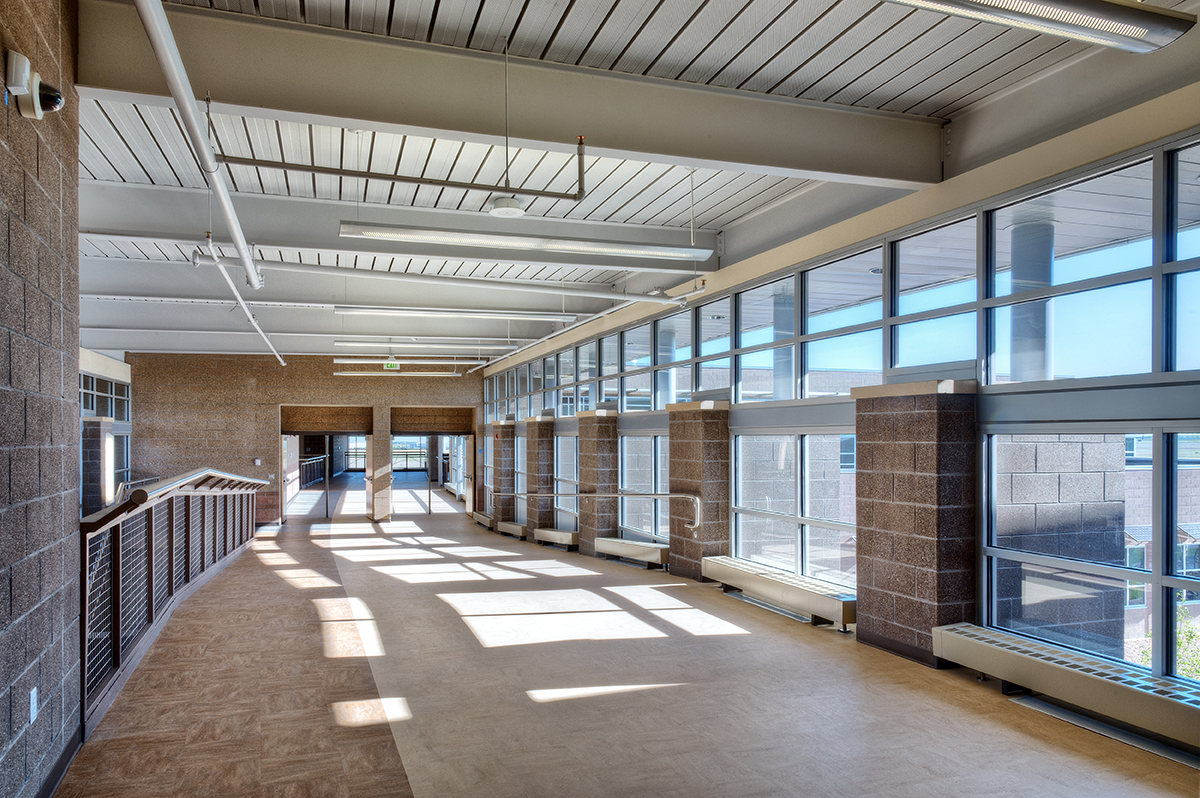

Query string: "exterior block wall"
[0, 0, 84, 793]
[855, 393, 977, 666]
[80, 416, 110, 516]
[668, 404, 730, 581]
[493, 423, 515, 522]
[577, 413, 617, 556]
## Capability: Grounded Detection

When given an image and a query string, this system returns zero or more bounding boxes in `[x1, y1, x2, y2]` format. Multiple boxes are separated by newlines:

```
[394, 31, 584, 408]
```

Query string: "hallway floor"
[56, 491, 1197, 797]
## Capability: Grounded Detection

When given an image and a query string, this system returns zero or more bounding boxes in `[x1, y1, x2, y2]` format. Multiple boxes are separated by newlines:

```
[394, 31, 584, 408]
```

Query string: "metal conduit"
[203, 241, 287, 365]
[488, 490, 703, 537]
[132, 0, 262, 290]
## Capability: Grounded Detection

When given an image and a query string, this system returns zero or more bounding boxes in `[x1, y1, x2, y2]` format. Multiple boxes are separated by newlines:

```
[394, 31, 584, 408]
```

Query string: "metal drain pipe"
[200, 243, 286, 366]
[132, 0, 262, 290]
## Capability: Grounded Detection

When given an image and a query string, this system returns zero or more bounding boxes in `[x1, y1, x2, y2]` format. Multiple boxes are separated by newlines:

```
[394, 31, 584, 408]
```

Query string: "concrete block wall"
[128, 355, 482, 522]
[668, 403, 730, 581]
[79, 417, 110, 516]
[577, 412, 618, 556]
[493, 423, 515, 522]
[524, 417, 555, 532]
[854, 390, 977, 666]
[0, 0, 84, 792]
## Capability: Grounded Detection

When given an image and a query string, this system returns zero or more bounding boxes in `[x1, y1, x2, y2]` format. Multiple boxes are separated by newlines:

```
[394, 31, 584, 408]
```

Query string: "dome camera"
[18, 72, 65, 120]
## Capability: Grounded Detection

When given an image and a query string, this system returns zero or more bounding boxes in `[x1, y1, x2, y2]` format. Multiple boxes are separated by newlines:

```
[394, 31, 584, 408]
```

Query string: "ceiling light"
[488, 196, 525, 218]
[333, 358, 488, 365]
[884, 0, 1194, 53]
[332, 341, 518, 350]
[334, 371, 463, 377]
[332, 306, 575, 322]
[340, 222, 712, 261]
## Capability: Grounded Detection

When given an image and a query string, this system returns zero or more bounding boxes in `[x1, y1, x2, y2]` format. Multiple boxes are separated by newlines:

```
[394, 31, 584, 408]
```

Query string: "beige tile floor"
[58, 482, 1198, 797]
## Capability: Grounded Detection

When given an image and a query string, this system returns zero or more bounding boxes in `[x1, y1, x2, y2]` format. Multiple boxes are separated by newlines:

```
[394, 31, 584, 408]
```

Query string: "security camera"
[18, 73, 64, 120]
[6, 52, 64, 120]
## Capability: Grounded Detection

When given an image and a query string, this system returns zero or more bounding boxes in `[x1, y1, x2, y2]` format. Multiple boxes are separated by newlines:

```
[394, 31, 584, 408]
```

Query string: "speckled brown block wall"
[369, 405, 391, 520]
[667, 403, 730, 581]
[854, 391, 978, 667]
[281, 405, 372, 433]
[577, 411, 617, 556]
[493, 422, 515, 522]
[0, 0, 83, 794]
[392, 406, 473, 434]
[128, 354, 482, 523]
[524, 416, 555, 532]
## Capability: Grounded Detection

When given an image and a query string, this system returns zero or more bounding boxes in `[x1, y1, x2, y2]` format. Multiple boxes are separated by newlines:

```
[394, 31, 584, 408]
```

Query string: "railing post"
[184, 495, 193, 583]
[167, 496, 176, 597]
[146, 507, 156, 624]
[111, 523, 122, 670]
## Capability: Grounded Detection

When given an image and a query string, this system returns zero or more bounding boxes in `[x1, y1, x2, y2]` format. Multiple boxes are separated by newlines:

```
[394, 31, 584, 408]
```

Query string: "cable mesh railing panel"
[152, 503, 170, 614]
[85, 529, 114, 698]
[119, 513, 149, 652]
[173, 498, 187, 590]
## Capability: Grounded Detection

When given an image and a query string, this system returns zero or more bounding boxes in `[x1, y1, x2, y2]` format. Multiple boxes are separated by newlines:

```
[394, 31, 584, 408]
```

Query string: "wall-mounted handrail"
[487, 489, 703, 537]
[82, 467, 269, 536]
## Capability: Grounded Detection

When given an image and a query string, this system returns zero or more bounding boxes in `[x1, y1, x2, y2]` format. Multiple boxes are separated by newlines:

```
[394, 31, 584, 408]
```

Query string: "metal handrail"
[487, 489, 703, 536]
[82, 467, 269, 536]
[115, 476, 160, 503]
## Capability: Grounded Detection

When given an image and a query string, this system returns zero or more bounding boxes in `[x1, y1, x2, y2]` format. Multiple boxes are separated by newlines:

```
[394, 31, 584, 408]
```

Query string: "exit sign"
[383, 362, 399, 370]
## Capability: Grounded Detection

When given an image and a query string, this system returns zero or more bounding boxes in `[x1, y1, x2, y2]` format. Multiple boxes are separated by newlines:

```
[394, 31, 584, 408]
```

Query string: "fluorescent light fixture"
[335, 371, 462, 377]
[340, 222, 712, 261]
[884, 0, 1194, 53]
[333, 305, 576, 322]
[332, 341, 517, 350]
[333, 358, 488, 365]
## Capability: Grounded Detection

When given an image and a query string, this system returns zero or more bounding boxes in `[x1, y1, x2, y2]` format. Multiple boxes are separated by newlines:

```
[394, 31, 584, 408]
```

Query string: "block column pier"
[370, 405, 392, 521]
[852, 381, 978, 666]
[577, 410, 618, 556]
[493, 421, 516, 522]
[525, 414, 556, 533]
[667, 401, 731, 581]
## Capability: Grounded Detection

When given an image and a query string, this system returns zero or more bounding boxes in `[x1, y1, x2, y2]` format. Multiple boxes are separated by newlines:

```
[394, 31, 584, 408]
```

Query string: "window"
[732, 433, 856, 588]
[554, 436, 578, 530]
[896, 220, 976, 314]
[1175, 143, 1200, 262]
[81, 375, 131, 421]
[656, 310, 692, 363]
[805, 329, 882, 397]
[1176, 270, 1199, 371]
[805, 249, 882, 333]
[990, 282, 1151, 383]
[577, 342, 597, 381]
[623, 324, 652, 371]
[894, 312, 976, 368]
[698, 298, 731, 355]
[654, 365, 691, 409]
[736, 346, 794, 403]
[738, 277, 795, 347]
[601, 334, 620, 376]
[483, 435, 495, 514]
[515, 435, 527, 525]
[619, 436, 669, 541]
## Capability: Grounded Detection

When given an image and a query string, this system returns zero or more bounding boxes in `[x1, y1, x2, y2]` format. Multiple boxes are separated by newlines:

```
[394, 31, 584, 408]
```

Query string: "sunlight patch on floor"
[504, 560, 601, 578]
[433, 546, 521, 558]
[334, 549, 445, 562]
[603, 585, 690, 610]
[312, 537, 401, 549]
[274, 569, 341, 589]
[331, 697, 412, 726]
[526, 684, 686, 703]
[461, 611, 667, 648]
[650, 609, 750, 636]
[464, 563, 536, 580]
[372, 563, 487, 584]
[438, 589, 620, 616]
[256, 552, 300, 566]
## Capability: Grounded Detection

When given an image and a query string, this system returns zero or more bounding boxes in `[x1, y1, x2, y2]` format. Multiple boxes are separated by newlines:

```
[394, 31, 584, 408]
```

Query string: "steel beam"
[78, 0, 943, 190]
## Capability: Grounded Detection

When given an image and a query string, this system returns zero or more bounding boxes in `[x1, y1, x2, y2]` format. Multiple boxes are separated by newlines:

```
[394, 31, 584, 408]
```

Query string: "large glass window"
[698, 298, 731, 355]
[736, 346, 794, 403]
[697, 357, 731, 394]
[896, 219, 976, 314]
[619, 436, 669, 540]
[1176, 270, 1199, 371]
[995, 162, 1153, 297]
[1177, 143, 1200, 261]
[601, 334, 620, 376]
[622, 372, 652, 412]
[577, 342, 597, 381]
[991, 281, 1152, 383]
[555, 436, 578, 530]
[806, 249, 882, 333]
[656, 310, 692, 363]
[805, 329, 882, 397]
[733, 433, 856, 588]
[738, 277, 795, 347]
[894, 312, 976, 368]
[558, 350, 575, 387]
[654, 365, 692, 409]
[623, 324, 652, 371]
[514, 435, 527, 525]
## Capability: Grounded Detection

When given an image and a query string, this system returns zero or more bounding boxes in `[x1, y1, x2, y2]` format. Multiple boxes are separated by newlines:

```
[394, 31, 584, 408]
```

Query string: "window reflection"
[896, 219, 976, 314]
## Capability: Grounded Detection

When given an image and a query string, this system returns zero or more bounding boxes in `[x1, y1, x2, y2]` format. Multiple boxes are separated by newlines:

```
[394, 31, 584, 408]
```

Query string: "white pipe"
[132, 0, 262, 290]
[191, 252, 679, 305]
[204, 244, 286, 365]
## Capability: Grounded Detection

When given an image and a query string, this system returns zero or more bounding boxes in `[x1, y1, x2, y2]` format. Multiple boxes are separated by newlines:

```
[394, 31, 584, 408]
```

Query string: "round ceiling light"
[488, 196, 525, 218]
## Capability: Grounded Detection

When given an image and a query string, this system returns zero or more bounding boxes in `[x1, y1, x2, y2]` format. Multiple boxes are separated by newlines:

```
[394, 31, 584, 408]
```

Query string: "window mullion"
[1152, 427, 1168, 676]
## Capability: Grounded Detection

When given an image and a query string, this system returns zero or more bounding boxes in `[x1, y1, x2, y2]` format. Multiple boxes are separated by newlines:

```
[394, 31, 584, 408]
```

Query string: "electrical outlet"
[29, 687, 37, 723]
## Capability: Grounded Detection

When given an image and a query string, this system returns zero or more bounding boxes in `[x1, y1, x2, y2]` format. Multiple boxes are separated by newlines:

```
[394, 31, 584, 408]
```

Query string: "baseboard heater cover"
[933, 622, 1200, 748]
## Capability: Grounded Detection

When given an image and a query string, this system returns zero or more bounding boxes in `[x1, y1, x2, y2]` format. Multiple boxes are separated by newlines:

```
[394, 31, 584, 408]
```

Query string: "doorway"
[282, 433, 368, 520]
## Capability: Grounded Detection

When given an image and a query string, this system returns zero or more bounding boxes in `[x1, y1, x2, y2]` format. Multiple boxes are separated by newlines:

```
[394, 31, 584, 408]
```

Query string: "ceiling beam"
[78, 0, 943, 191]
[79, 181, 719, 277]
